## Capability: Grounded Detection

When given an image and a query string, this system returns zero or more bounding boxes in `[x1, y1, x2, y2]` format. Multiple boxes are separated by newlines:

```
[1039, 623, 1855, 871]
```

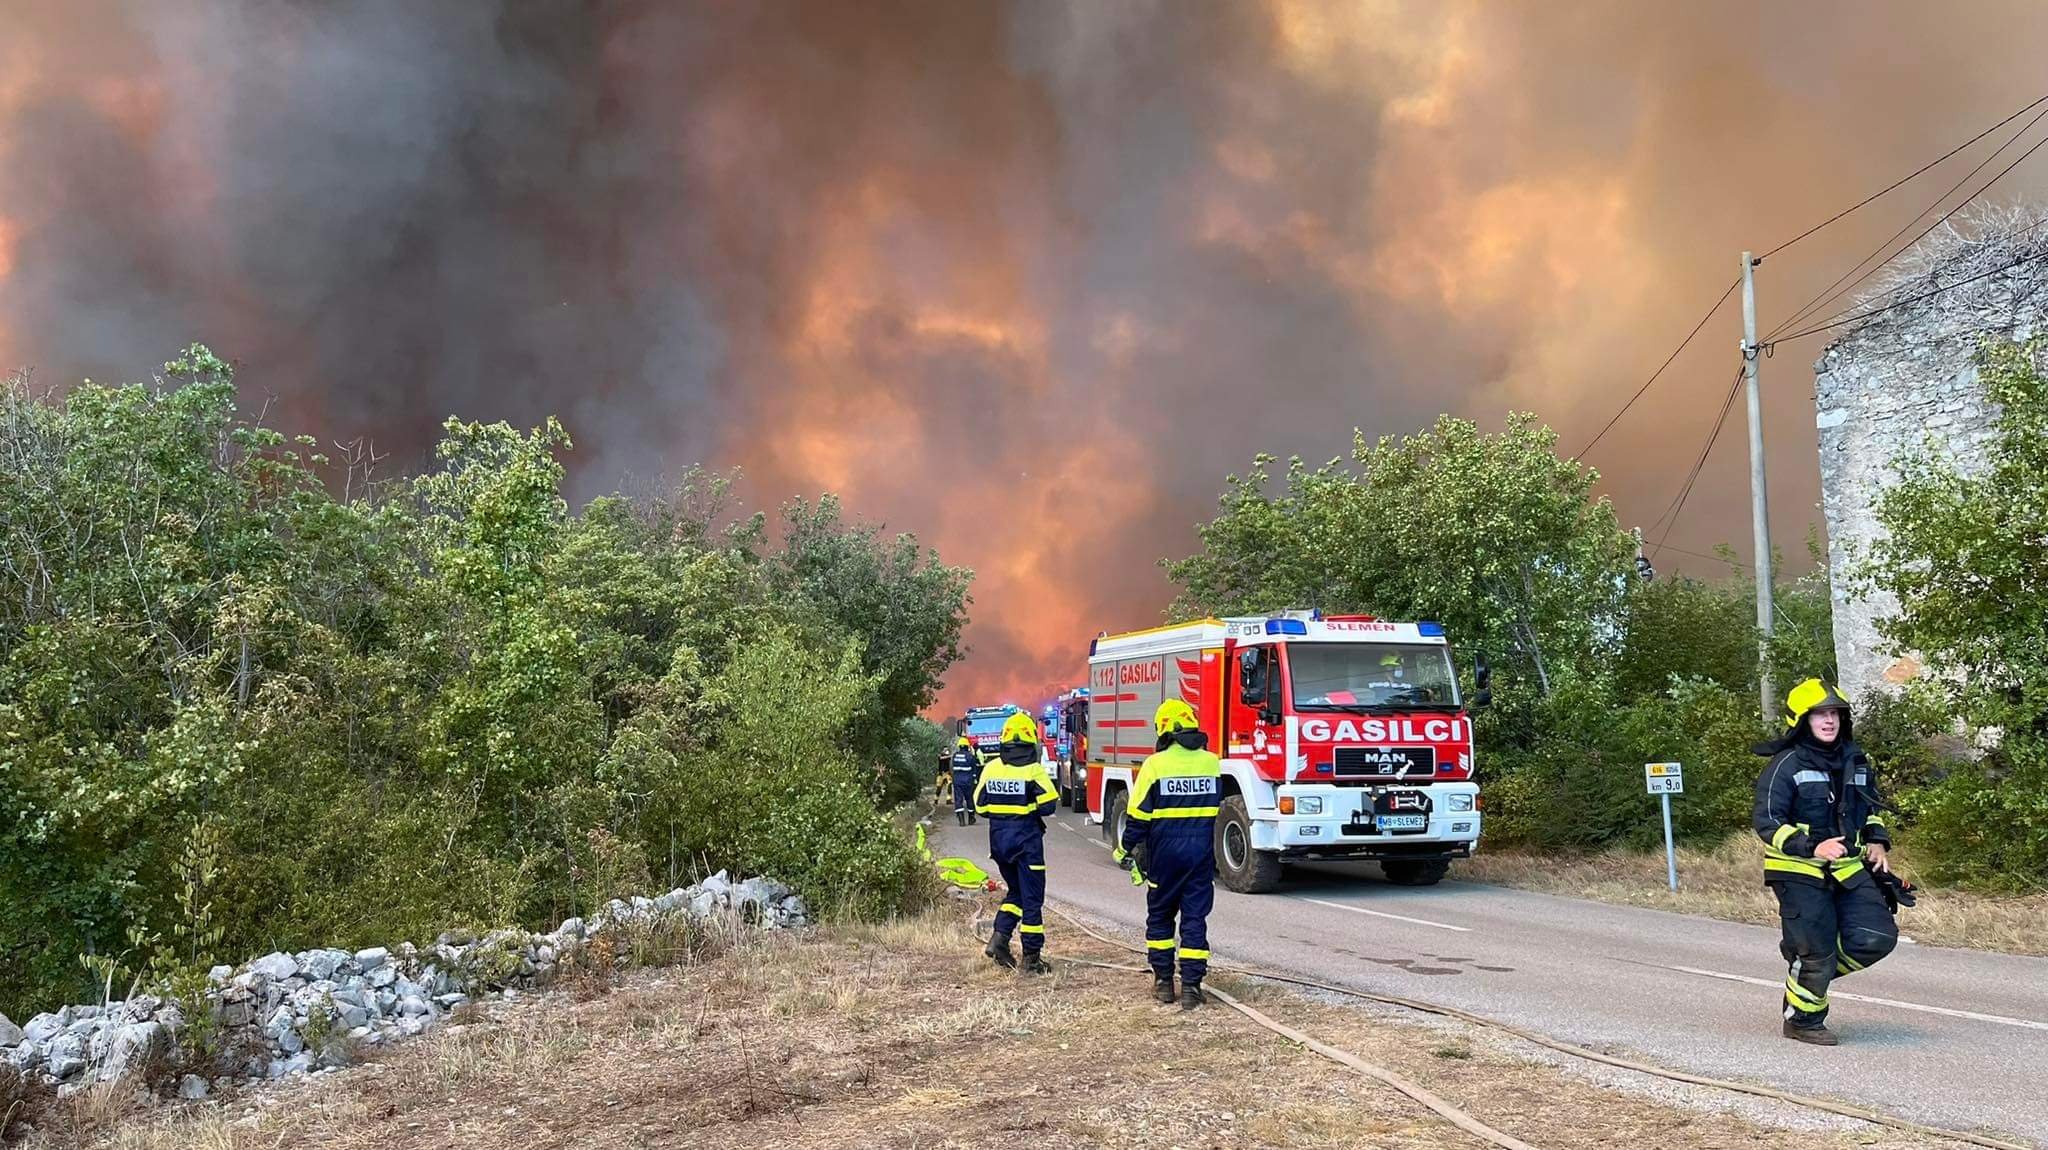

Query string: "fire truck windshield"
[1288, 643, 1460, 710]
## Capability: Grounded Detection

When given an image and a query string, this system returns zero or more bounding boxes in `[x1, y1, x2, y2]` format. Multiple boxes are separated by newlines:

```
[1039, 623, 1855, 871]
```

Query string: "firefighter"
[948, 736, 983, 826]
[975, 712, 1058, 974]
[1753, 678, 1899, 1045]
[1117, 699, 1221, 1010]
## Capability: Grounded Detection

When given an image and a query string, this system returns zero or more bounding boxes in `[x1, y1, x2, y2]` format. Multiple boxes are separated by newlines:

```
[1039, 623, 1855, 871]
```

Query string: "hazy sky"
[4, 1, 2045, 712]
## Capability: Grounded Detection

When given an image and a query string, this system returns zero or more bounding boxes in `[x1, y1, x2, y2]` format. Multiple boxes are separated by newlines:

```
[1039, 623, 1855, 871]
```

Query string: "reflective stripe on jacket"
[974, 760, 1058, 821]
[1122, 743, 1222, 851]
[1753, 740, 1889, 884]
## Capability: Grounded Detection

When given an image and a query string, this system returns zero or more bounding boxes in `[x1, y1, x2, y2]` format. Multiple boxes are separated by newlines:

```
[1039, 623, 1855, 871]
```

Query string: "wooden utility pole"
[1741, 252, 1777, 723]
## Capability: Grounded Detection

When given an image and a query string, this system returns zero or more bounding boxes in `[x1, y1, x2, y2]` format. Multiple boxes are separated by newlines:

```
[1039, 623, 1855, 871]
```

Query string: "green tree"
[1862, 338, 2048, 885]
[766, 495, 972, 761]
[1166, 413, 1632, 699]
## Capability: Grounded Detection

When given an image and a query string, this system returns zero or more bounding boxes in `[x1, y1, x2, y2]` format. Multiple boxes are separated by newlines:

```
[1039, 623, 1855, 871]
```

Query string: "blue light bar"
[1418, 621, 1445, 637]
[1265, 618, 1309, 636]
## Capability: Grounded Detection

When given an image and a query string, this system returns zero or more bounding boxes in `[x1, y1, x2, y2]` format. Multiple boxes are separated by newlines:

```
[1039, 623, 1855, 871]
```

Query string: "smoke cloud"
[4, 1, 2047, 711]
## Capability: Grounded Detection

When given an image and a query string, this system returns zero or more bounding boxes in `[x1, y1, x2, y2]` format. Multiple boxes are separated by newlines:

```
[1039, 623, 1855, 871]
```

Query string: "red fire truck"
[1085, 610, 1488, 893]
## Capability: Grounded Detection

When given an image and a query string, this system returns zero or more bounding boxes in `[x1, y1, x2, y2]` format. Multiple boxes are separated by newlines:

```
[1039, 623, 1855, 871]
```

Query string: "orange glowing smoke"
[5, 1, 2048, 719]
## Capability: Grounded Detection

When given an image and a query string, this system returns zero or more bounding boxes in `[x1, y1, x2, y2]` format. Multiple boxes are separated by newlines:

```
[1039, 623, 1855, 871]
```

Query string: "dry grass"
[21, 901, 1980, 1150]
[1458, 835, 2048, 955]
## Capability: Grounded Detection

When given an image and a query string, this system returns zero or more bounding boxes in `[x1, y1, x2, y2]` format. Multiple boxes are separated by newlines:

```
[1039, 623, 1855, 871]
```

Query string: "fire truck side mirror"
[1470, 687, 1493, 710]
[1238, 649, 1265, 706]
[1473, 655, 1492, 690]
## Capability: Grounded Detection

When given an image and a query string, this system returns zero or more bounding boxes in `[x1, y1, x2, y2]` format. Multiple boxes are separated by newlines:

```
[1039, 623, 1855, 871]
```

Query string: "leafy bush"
[1482, 678, 1765, 852]
[0, 347, 968, 1016]
[1857, 339, 2048, 889]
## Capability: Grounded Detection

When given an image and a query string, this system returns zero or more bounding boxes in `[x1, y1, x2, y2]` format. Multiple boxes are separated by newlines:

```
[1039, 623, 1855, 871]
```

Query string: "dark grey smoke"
[6, 0, 2048, 710]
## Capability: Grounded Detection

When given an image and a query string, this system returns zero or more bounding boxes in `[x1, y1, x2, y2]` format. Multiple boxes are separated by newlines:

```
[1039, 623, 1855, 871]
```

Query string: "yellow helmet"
[999, 712, 1040, 745]
[1378, 652, 1401, 668]
[956, 736, 971, 748]
[1154, 699, 1199, 737]
[1783, 678, 1850, 729]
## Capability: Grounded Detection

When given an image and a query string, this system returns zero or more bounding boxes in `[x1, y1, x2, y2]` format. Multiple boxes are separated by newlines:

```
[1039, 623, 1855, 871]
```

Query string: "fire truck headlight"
[1447, 794, 1475, 813]
[1294, 795, 1324, 816]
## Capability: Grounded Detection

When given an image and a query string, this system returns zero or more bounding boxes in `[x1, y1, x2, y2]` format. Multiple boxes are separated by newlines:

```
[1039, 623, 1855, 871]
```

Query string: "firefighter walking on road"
[948, 736, 983, 826]
[975, 712, 1058, 974]
[1118, 699, 1221, 1010]
[1753, 678, 1901, 1045]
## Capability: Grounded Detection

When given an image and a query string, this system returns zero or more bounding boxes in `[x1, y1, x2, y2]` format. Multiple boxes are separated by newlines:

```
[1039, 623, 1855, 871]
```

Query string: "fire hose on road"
[1045, 902, 2034, 1150]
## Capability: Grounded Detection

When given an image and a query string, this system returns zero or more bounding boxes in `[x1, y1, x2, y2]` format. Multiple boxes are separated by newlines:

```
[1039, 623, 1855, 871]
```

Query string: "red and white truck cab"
[1084, 610, 1484, 893]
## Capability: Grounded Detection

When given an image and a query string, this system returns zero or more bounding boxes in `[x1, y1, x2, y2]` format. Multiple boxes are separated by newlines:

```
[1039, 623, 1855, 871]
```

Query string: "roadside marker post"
[1645, 762, 1684, 892]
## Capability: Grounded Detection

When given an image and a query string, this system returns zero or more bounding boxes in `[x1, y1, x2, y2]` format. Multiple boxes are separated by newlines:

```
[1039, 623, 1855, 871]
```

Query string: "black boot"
[968, 812, 977, 825]
[1020, 952, 1050, 976]
[1782, 1019, 1838, 1045]
[1181, 984, 1204, 1011]
[984, 935, 1015, 969]
[955, 809, 967, 826]
[1153, 976, 1176, 1005]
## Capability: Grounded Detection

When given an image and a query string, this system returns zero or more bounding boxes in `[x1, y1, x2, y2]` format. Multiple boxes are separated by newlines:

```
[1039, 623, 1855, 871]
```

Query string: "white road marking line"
[1665, 964, 2048, 1032]
[1294, 896, 1472, 933]
[1057, 820, 1111, 850]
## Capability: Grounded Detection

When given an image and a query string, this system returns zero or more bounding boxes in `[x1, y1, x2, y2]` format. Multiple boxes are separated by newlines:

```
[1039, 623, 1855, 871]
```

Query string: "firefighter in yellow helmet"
[947, 735, 984, 827]
[1753, 678, 1900, 1044]
[1116, 698, 1222, 1009]
[974, 711, 1058, 974]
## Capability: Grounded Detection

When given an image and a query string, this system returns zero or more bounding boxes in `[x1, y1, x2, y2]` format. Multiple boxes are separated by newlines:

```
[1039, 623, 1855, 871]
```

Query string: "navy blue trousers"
[1144, 833, 1214, 985]
[989, 826, 1046, 954]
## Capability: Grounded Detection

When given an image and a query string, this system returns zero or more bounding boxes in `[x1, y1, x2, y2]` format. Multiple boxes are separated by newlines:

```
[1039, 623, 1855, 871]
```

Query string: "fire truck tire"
[1381, 859, 1450, 886]
[1102, 787, 1128, 848]
[1215, 796, 1283, 894]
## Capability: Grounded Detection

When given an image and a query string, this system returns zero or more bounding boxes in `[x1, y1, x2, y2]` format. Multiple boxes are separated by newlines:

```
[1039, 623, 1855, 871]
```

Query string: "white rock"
[283, 1052, 314, 1076]
[0, 1012, 22, 1047]
[208, 965, 234, 985]
[555, 917, 585, 940]
[368, 965, 398, 989]
[178, 1074, 210, 1100]
[353, 947, 390, 970]
[23, 1013, 62, 1043]
[278, 1031, 304, 1055]
[248, 952, 298, 981]
[397, 995, 430, 1018]
[100, 1021, 163, 1080]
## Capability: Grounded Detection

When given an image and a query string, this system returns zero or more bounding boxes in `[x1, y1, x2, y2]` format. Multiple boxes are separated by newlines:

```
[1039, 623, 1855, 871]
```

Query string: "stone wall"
[0, 872, 805, 1101]
[1812, 216, 2040, 704]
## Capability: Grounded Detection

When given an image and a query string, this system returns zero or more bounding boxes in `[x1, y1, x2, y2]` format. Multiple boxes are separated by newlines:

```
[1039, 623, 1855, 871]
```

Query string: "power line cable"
[1647, 366, 1745, 561]
[1759, 91, 2048, 261]
[1767, 228, 2048, 345]
[1578, 95, 2046, 463]
[1576, 278, 1737, 458]
[1768, 103, 2048, 339]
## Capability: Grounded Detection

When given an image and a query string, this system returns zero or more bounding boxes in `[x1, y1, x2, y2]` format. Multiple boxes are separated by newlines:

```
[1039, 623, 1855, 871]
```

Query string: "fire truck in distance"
[958, 704, 1055, 790]
[1085, 610, 1489, 893]
[959, 705, 1024, 758]
[1044, 687, 1091, 810]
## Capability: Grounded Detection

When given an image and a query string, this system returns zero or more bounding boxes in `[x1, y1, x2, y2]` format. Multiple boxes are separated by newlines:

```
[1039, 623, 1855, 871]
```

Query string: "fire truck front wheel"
[1214, 796, 1283, 894]
[1102, 787, 1128, 848]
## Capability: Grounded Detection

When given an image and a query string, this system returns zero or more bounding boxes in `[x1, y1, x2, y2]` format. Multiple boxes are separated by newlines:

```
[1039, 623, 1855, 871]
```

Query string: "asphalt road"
[930, 810, 2048, 1146]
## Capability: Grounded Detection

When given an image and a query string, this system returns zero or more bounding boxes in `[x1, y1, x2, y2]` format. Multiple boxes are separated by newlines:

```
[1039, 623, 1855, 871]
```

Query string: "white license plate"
[1375, 814, 1427, 831]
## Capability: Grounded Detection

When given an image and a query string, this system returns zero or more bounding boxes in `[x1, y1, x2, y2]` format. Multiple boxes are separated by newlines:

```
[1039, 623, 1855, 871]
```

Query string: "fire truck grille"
[1332, 746, 1436, 779]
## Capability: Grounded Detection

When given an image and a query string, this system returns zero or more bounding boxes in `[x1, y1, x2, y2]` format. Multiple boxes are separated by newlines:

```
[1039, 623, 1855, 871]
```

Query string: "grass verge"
[19, 899, 1985, 1150]
[1456, 835, 2048, 956]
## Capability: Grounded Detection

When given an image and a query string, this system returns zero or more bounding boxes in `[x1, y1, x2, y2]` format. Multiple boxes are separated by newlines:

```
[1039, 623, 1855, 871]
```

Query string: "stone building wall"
[1811, 220, 2039, 705]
